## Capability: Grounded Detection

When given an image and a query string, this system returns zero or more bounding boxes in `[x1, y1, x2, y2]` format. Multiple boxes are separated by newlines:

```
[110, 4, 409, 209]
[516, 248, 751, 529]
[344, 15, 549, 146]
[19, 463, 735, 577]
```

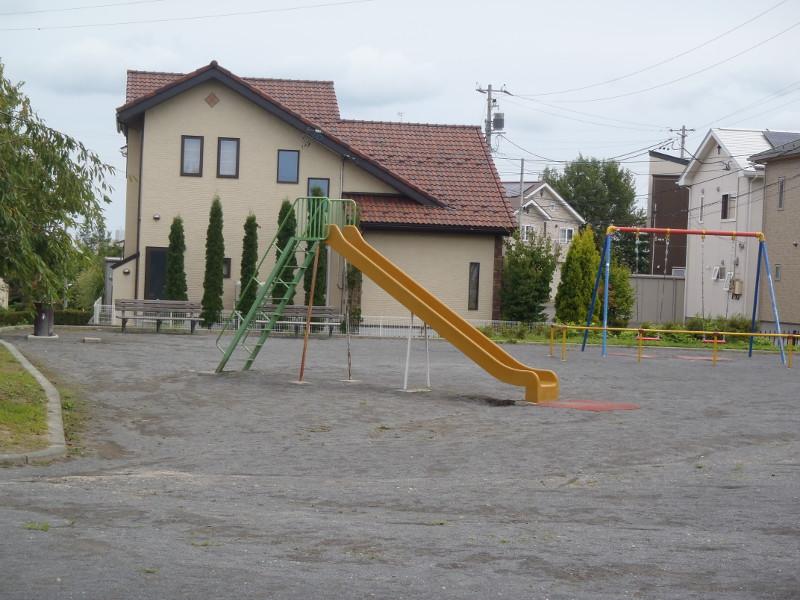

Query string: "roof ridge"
[244, 76, 334, 84]
[338, 118, 480, 130]
[127, 69, 185, 76]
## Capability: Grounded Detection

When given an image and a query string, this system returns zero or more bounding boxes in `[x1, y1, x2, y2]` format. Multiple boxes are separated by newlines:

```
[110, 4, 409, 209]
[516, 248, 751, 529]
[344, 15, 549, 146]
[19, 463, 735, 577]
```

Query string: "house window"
[778, 177, 785, 210]
[307, 177, 330, 197]
[217, 137, 239, 178]
[521, 224, 535, 241]
[559, 227, 574, 244]
[775, 264, 782, 281]
[721, 193, 735, 220]
[277, 149, 299, 183]
[699, 194, 704, 223]
[468, 262, 480, 311]
[223, 258, 232, 279]
[180, 135, 203, 176]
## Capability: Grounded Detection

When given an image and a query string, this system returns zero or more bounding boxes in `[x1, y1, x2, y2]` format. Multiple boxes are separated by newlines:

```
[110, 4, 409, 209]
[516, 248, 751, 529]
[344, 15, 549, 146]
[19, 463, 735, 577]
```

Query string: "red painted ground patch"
[674, 354, 733, 362]
[608, 351, 657, 359]
[536, 400, 640, 412]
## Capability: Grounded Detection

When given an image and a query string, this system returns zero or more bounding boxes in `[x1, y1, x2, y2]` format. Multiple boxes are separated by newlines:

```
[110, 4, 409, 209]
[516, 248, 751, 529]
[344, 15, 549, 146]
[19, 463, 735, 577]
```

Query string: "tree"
[165, 217, 188, 301]
[238, 214, 259, 314]
[544, 157, 646, 271]
[273, 200, 297, 303]
[605, 261, 635, 328]
[555, 227, 600, 323]
[500, 231, 558, 322]
[201, 196, 224, 327]
[68, 231, 121, 309]
[0, 60, 113, 332]
[303, 187, 327, 306]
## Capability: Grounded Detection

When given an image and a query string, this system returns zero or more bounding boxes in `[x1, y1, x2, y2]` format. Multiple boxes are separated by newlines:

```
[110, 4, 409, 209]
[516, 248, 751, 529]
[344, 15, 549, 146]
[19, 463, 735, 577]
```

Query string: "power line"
[537, 19, 800, 104]
[0, 0, 377, 31]
[516, 0, 790, 98]
[697, 79, 800, 129]
[0, 0, 167, 16]
[502, 96, 665, 132]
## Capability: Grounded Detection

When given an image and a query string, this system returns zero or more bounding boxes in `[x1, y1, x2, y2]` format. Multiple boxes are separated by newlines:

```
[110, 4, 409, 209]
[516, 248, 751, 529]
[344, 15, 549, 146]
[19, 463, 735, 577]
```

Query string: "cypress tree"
[164, 216, 188, 300]
[238, 214, 259, 315]
[303, 186, 327, 306]
[605, 260, 635, 327]
[273, 200, 297, 303]
[201, 196, 225, 327]
[554, 227, 600, 324]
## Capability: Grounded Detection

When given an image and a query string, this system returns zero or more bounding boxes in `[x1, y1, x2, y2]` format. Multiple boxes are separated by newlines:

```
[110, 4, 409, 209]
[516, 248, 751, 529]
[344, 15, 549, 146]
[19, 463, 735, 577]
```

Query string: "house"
[112, 61, 515, 321]
[647, 151, 690, 276]
[750, 137, 800, 330]
[678, 128, 800, 321]
[502, 180, 585, 298]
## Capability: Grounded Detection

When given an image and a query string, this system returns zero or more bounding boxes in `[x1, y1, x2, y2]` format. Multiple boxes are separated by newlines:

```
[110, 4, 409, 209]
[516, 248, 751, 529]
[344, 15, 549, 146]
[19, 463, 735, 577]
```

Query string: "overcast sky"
[2, 0, 798, 233]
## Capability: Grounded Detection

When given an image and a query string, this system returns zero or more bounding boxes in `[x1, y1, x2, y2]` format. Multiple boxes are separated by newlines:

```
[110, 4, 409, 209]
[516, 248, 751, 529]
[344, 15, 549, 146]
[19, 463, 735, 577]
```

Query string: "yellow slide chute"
[326, 225, 559, 403]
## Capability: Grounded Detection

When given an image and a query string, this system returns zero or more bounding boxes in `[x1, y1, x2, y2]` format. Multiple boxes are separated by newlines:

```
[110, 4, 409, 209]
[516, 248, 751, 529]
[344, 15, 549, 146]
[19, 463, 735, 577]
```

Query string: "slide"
[326, 225, 559, 403]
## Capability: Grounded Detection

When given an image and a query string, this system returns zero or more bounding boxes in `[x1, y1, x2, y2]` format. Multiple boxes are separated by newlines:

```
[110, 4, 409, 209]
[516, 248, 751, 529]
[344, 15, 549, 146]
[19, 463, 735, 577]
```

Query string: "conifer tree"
[605, 260, 635, 327]
[273, 200, 297, 303]
[201, 196, 225, 327]
[164, 216, 188, 300]
[554, 227, 600, 323]
[237, 214, 259, 314]
[500, 230, 558, 322]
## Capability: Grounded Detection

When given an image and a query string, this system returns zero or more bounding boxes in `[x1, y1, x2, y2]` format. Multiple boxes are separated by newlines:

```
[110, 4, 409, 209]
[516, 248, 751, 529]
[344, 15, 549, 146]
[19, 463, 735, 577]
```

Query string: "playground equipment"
[583, 226, 787, 366]
[215, 197, 559, 403]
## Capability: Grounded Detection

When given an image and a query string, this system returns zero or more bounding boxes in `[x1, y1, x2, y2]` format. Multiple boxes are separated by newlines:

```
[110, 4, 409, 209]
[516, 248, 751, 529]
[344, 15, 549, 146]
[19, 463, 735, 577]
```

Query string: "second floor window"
[277, 150, 299, 183]
[217, 138, 239, 178]
[559, 227, 574, 244]
[520, 224, 535, 241]
[308, 177, 330, 197]
[181, 135, 203, 176]
[721, 193, 735, 220]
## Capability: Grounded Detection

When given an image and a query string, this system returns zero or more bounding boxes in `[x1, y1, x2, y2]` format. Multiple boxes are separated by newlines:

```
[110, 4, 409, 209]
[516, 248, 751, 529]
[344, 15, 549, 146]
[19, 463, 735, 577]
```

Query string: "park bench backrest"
[115, 299, 202, 314]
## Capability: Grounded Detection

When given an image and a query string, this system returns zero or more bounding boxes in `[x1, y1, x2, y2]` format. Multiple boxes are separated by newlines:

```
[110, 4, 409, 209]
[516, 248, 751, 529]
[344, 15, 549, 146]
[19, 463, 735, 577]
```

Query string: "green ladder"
[215, 197, 357, 373]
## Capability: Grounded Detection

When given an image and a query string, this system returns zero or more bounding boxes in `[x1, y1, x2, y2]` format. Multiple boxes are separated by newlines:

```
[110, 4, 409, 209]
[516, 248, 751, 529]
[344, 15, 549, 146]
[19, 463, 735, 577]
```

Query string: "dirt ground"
[0, 329, 798, 599]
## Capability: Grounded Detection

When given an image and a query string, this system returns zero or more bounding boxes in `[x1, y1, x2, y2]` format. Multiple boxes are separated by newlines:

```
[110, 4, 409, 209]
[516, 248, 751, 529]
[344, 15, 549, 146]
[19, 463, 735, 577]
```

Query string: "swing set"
[582, 225, 787, 366]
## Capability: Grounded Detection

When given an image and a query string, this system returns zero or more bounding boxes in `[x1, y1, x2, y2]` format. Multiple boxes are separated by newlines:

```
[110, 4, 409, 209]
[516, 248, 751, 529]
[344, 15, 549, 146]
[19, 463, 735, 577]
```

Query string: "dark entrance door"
[144, 246, 168, 299]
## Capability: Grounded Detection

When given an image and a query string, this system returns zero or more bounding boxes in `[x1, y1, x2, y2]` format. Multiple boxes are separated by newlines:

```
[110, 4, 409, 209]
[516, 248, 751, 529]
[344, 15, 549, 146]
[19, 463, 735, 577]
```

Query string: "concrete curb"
[0, 340, 67, 465]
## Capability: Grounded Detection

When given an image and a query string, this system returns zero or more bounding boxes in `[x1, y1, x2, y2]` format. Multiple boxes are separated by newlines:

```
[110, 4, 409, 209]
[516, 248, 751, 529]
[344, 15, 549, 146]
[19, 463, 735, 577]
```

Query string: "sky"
[1, 0, 799, 233]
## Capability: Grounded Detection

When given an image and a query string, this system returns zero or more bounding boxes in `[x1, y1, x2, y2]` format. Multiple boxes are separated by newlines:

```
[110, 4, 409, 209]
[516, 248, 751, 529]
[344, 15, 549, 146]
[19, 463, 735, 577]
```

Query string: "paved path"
[1, 330, 798, 599]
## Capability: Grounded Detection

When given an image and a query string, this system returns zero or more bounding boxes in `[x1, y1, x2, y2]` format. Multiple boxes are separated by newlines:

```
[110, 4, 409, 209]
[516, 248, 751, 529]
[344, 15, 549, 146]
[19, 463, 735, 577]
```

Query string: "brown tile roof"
[125, 69, 340, 124]
[334, 120, 514, 231]
[121, 64, 513, 233]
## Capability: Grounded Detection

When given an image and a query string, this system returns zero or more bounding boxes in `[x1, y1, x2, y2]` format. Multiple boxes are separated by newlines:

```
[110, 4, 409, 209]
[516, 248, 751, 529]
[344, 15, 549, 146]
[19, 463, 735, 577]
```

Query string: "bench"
[115, 299, 202, 334]
[256, 304, 342, 337]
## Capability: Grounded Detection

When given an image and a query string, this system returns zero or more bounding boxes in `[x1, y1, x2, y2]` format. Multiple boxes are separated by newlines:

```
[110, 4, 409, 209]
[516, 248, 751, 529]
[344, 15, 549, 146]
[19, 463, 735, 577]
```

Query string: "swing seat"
[702, 338, 726, 344]
[636, 336, 660, 341]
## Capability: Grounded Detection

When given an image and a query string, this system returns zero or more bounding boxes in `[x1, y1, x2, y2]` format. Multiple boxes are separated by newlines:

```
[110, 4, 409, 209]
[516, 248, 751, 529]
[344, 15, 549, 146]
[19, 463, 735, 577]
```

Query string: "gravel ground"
[0, 329, 798, 599]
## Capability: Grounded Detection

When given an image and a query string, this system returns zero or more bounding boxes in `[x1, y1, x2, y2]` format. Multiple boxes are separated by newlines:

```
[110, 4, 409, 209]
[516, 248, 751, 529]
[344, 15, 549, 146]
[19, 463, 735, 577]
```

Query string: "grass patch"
[23, 521, 50, 532]
[59, 386, 88, 456]
[0, 345, 48, 453]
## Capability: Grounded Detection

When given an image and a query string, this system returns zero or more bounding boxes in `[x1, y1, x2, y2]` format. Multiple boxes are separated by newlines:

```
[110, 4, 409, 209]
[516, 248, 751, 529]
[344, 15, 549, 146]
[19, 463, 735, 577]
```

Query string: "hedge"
[54, 309, 92, 325]
[0, 310, 33, 326]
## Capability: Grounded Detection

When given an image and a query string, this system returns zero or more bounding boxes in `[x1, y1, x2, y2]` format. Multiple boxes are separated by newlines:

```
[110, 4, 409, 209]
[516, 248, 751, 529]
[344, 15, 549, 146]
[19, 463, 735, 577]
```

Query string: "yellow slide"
[326, 225, 559, 403]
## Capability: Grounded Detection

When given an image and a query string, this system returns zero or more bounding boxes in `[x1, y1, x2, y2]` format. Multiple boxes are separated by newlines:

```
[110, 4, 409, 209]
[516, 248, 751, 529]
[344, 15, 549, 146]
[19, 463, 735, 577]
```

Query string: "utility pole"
[476, 83, 494, 147]
[518, 157, 525, 230]
[670, 125, 695, 159]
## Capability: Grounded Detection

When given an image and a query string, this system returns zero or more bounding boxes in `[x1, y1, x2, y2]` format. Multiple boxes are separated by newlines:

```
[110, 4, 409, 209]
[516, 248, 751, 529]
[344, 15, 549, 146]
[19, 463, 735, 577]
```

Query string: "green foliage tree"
[165, 216, 188, 301]
[303, 187, 327, 306]
[544, 157, 646, 271]
[0, 60, 113, 330]
[554, 227, 600, 323]
[68, 232, 122, 310]
[201, 196, 225, 327]
[604, 260, 635, 327]
[273, 200, 297, 303]
[500, 230, 558, 322]
[238, 214, 259, 314]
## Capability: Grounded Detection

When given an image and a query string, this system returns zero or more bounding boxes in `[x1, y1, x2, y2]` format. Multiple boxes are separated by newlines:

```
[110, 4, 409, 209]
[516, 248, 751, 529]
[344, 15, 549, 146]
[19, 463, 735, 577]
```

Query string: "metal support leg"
[761, 242, 786, 366]
[403, 312, 413, 391]
[424, 323, 431, 389]
[582, 235, 609, 351]
[601, 236, 612, 358]
[749, 241, 764, 358]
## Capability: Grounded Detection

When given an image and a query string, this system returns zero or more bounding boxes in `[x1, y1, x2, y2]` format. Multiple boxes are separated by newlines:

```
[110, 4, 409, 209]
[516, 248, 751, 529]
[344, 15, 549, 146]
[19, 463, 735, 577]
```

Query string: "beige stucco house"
[678, 128, 799, 321]
[751, 138, 800, 330]
[112, 61, 515, 321]
[502, 181, 585, 298]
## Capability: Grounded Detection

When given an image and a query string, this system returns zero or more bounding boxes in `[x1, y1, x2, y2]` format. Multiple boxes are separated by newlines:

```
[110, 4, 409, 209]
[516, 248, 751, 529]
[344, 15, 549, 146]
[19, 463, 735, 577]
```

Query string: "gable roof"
[117, 61, 514, 233]
[503, 180, 541, 201]
[501, 181, 585, 224]
[679, 128, 800, 186]
[750, 136, 800, 163]
[125, 69, 340, 124]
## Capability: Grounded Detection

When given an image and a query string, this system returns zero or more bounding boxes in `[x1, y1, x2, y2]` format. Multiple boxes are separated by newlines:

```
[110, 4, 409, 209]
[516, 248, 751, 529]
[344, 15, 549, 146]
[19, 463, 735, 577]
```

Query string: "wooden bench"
[115, 299, 202, 333]
[257, 304, 342, 337]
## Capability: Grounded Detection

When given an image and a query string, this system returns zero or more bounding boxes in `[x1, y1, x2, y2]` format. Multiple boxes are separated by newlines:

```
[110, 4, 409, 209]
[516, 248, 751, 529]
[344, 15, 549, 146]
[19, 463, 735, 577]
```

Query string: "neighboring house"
[112, 61, 515, 321]
[679, 128, 800, 321]
[502, 181, 585, 298]
[647, 151, 690, 276]
[750, 138, 800, 330]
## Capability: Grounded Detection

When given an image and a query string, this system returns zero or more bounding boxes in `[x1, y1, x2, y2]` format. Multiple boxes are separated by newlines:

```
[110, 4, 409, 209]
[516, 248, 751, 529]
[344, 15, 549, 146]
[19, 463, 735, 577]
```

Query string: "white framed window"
[720, 194, 735, 220]
[777, 177, 785, 210]
[559, 227, 574, 244]
[699, 194, 704, 223]
[520, 224, 535, 241]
